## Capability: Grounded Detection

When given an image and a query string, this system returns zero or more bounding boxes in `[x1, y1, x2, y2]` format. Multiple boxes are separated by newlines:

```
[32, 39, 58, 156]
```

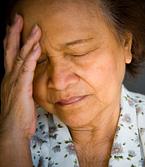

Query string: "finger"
[19, 25, 41, 60]
[16, 43, 41, 94]
[4, 14, 23, 73]
[12, 25, 41, 80]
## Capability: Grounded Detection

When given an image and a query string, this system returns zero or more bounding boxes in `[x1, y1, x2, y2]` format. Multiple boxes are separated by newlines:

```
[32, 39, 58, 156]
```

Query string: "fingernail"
[31, 24, 39, 36]
[14, 13, 20, 23]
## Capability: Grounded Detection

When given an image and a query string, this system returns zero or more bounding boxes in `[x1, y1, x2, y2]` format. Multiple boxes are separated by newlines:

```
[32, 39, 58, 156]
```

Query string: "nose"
[47, 61, 80, 90]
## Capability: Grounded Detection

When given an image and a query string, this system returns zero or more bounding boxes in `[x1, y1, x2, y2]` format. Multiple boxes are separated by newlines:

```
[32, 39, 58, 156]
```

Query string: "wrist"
[0, 118, 33, 142]
[0, 129, 31, 146]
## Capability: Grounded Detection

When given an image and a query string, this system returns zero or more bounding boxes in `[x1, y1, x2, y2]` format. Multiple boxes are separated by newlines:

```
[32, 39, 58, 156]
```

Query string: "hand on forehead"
[12, 0, 105, 51]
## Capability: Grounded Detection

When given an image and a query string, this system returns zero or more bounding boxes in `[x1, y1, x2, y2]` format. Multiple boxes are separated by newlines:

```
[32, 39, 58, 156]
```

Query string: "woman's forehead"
[15, 0, 102, 27]
[15, 0, 105, 45]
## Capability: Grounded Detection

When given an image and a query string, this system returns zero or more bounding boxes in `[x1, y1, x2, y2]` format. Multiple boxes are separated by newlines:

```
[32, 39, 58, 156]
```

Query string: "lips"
[55, 95, 87, 106]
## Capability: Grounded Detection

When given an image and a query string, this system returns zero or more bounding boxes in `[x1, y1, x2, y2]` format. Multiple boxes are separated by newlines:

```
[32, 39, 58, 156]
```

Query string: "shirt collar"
[109, 85, 143, 166]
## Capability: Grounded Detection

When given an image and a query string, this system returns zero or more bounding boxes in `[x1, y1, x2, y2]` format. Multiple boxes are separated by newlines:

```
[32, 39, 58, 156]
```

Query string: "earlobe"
[125, 55, 132, 64]
[123, 32, 133, 64]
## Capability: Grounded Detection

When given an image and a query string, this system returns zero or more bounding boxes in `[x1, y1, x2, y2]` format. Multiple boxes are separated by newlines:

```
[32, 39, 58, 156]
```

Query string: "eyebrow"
[65, 37, 94, 46]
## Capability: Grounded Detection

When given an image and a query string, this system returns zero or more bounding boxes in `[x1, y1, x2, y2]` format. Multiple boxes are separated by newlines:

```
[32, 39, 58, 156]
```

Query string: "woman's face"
[20, 0, 132, 128]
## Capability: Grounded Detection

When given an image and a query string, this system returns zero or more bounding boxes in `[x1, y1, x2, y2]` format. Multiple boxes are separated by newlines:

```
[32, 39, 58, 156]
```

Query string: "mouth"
[55, 95, 88, 106]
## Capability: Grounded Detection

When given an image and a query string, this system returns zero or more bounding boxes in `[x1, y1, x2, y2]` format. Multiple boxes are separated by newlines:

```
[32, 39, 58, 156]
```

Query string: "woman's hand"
[0, 14, 42, 140]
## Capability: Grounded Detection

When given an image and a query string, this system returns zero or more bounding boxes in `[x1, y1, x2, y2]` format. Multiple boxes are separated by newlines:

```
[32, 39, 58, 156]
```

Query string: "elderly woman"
[0, 0, 145, 166]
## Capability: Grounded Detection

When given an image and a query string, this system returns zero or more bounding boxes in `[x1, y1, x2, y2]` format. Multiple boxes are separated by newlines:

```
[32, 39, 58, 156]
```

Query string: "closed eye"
[37, 58, 47, 64]
[37, 53, 49, 64]
[70, 53, 88, 57]
[37, 56, 48, 64]
[69, 48, 98, 57]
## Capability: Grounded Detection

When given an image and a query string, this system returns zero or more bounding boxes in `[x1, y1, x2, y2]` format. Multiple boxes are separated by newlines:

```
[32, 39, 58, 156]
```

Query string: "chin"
[54, 107, 98, 129]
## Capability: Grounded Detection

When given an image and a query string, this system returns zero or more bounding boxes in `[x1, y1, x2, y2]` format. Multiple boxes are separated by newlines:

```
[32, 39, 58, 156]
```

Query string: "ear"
[123, 32, 133, 64]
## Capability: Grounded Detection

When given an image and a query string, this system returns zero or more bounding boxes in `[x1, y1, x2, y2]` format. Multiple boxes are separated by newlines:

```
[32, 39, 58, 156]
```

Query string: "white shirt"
[30, 86, 145, 167]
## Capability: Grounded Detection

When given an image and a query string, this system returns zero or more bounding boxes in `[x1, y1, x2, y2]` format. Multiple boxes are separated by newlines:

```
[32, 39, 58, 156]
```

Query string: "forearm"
[0, 134, 33, 167]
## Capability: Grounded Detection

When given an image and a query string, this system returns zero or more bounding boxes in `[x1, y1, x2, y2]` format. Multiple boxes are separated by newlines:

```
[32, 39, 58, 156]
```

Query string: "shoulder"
[122, 86, 145, 154]
[123, 86, 145, 111]
[122, 86, 145, 126]
[125, 87, 145, 103]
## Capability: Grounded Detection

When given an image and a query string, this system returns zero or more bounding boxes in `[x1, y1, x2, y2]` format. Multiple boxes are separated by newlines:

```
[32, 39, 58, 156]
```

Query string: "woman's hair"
[100, 0, 145, 76]
[5, 0, 145, 76]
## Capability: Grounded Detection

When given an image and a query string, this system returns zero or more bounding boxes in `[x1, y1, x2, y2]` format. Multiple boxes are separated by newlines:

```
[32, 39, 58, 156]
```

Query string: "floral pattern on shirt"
[30, 85, 145, 167]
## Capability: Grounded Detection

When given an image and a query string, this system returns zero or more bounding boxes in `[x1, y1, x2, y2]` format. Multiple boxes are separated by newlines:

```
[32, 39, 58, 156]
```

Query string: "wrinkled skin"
[1, 0, 133, 141]
[0, 0, 132, 166]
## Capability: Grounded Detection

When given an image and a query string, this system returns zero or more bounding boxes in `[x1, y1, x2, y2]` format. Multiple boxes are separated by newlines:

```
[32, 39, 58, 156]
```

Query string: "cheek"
[77, 52, 125, 101]
[33, 67, 48, 103]
[79, 53, 122, 86]
[33, 72, 55, 113]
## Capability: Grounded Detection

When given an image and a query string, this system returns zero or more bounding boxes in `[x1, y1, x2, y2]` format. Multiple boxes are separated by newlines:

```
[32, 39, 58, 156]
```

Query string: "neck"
[69, 100, 120, 146]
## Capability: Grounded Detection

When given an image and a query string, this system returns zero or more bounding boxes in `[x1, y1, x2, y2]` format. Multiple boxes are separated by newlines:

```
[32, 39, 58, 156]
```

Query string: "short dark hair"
[99, 0, 145, 76]
[5, 0, 145, 76]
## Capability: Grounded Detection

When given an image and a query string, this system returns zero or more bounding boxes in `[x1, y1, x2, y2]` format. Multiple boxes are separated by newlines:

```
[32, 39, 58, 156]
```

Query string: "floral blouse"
[30, 85, 145, 167]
